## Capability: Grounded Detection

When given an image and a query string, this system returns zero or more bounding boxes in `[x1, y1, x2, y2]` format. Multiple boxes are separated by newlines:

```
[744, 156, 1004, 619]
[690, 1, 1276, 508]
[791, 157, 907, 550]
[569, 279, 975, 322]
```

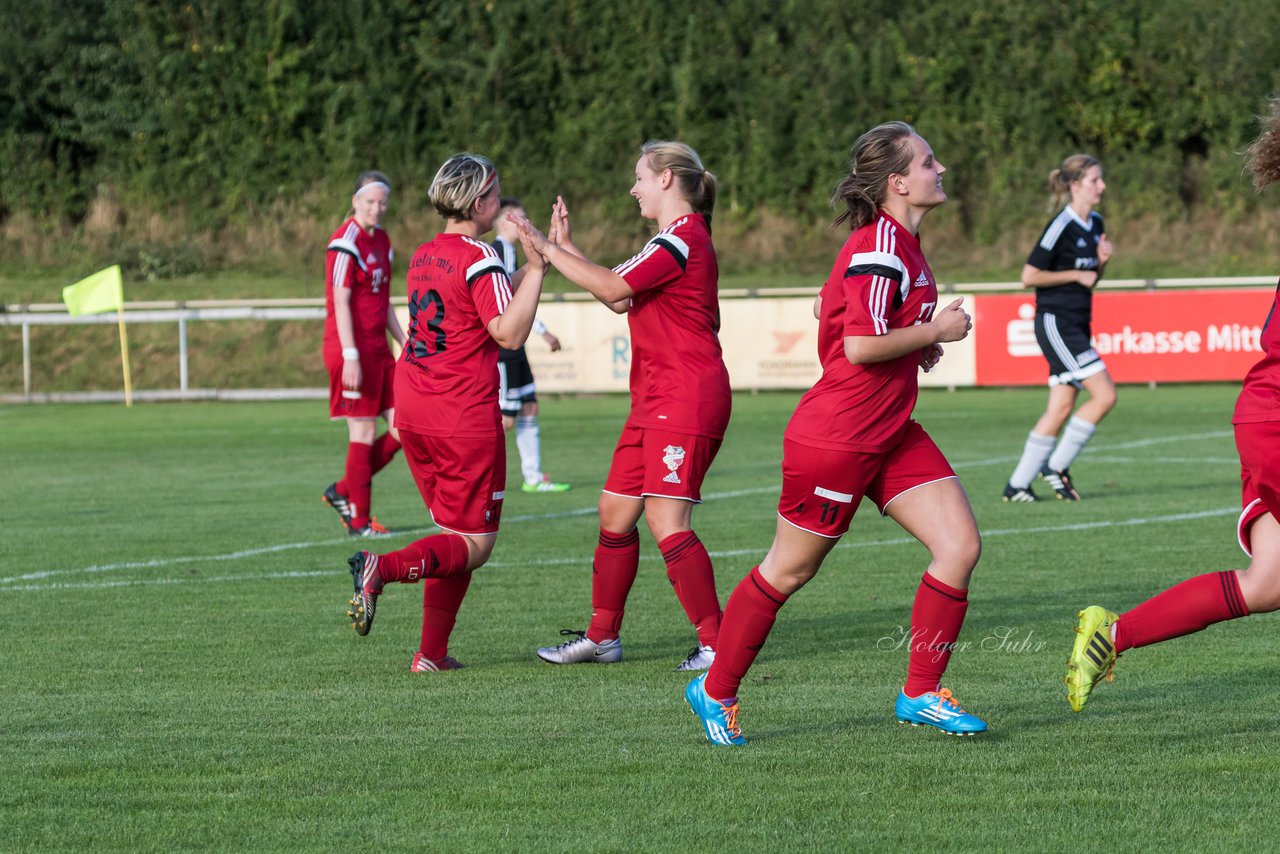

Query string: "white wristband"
[342, 348, 359, 361]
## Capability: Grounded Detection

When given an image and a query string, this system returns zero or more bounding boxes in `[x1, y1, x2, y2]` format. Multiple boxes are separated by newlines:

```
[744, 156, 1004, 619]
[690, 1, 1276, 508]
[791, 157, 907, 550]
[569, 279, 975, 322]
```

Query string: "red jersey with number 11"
[786, 211, 938, 452]
[394, 233, 513, 438]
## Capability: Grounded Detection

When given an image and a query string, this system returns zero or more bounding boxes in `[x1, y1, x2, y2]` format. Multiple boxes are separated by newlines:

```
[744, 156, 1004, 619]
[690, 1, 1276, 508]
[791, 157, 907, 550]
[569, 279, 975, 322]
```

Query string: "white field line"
[4, 430, 1238, 591]
[0, 485, 781, 586]
[5, 507, 1239, 592]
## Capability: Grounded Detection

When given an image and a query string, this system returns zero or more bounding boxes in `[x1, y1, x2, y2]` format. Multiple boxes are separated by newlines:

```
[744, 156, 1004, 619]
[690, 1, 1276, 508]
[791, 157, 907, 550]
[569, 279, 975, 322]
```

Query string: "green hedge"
[3, 0, 1280, 259]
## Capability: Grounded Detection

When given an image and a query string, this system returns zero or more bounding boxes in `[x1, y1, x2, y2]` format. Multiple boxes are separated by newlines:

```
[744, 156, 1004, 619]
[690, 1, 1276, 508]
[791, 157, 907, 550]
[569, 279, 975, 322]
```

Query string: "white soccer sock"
[515, 416, 541, 484]
[1009, 432, 1057, 489]
[1048, 415, 1097, 472]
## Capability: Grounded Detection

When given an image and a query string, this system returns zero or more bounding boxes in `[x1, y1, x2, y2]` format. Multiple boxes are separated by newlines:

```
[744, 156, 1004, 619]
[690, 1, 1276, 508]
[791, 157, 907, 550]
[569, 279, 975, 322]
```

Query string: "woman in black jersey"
[1003, 154, 1115, 502]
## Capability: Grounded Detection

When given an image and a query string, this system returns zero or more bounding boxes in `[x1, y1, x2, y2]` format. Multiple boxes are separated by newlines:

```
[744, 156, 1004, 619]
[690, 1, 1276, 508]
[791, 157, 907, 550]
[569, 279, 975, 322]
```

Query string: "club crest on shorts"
[662, 444, 687, 484]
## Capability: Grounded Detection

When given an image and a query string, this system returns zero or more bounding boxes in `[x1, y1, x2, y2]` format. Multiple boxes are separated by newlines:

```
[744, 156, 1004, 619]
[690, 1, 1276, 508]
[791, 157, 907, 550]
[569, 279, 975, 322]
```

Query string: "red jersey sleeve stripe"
[466, 259, 507, 285]
[845, 251, 906, 282]
[651, 235, 689, 271]
[328, 237, 368, 273]
[491, 273, 512, 313]
[613, 243, 661, 277]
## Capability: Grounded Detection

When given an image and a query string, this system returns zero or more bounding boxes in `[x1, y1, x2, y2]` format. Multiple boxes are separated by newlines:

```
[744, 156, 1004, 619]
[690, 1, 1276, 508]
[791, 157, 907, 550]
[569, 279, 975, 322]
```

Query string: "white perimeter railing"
[1, 276, 1274, 404]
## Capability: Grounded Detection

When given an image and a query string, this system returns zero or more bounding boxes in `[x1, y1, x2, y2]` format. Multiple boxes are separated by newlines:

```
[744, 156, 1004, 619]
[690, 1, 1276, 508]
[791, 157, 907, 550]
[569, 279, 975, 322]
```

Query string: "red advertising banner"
[974, 288, 1275, 386]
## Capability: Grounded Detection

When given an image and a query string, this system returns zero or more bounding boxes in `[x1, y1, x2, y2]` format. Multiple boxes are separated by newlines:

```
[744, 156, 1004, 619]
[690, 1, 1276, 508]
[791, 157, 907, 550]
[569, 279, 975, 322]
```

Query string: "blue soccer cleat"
[685, 673, 746, 746]
[895, 688, 988, 735]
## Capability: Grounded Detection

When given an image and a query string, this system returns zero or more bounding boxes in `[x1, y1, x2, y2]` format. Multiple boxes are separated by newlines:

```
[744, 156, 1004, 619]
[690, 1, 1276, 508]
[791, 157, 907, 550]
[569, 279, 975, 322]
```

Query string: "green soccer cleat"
[522, 476, 572, 493]
[1065, 605, 1119, 712]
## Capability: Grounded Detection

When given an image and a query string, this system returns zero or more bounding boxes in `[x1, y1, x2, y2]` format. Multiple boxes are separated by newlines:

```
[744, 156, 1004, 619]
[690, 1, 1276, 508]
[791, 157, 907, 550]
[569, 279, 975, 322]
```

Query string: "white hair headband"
[355, 181, 391, 199]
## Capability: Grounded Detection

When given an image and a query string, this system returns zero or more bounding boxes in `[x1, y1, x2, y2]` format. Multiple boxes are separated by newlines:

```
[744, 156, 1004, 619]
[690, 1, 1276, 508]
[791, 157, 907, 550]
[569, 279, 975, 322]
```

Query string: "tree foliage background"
[3, 0, 1279, 276]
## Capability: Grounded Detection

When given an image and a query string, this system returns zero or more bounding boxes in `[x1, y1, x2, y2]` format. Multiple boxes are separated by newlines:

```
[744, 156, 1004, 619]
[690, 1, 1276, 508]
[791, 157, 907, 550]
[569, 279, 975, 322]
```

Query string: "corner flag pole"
[62, 265, 132, 406]
[117, 308, 134, 407]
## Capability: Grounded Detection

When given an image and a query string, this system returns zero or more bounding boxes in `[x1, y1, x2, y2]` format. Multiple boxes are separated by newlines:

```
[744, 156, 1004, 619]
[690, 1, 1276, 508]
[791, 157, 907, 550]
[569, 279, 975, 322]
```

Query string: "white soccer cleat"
[536, 629, 623, 664]
[675, 644, 716, 672]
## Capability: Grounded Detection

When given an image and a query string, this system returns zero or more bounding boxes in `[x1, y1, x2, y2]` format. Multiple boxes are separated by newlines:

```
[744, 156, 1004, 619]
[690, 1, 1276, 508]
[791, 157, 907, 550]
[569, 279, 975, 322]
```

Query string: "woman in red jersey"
[1065, 98, 1280, 713]
[321, 171, 407, 537]
[515, 141, 731, 672]
[684, 122, 987, 745]
[345, 153, 546, 672]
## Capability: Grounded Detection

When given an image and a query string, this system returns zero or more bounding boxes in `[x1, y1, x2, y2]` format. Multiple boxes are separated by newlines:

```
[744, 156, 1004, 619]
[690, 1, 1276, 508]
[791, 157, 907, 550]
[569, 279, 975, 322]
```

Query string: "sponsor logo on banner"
[975, 289, 1272, 385]
[772, 331, 804, 354]
[1006, 303, 1041, 357]
[612, 335, 630, 380]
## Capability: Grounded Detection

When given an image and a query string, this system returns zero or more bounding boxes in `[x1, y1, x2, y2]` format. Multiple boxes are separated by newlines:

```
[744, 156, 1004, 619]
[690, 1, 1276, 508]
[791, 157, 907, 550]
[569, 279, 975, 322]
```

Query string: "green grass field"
[3, 386, 1273, 849]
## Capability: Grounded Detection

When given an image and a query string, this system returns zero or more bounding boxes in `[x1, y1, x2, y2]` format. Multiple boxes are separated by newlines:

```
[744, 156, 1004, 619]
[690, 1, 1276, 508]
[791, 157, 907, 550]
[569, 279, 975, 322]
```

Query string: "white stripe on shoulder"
[461, 235, 500, 257]
[846, 250, 907, 276]
[467, 256, 501, 281]
[1039, 209, 1074, 250]
[491, 273, 512, 314]
[654, 231, 690, 261]
[462, 239, 504, 280]
[867, 219, 890, 334]
[613, 243, 660, 277]
[331, 252, 350, 290]
[327, 236, 368, 272]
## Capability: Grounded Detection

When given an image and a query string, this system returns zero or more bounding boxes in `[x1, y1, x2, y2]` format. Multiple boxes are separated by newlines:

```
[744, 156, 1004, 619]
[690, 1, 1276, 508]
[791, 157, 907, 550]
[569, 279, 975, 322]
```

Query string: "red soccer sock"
[1114, 571, 1248, 653]
[376, 533, 471, 583]
[586, 528, 640, 642]
[419, 574, 473, 660]
[340, 441, 374, 528]
[903, 573, 970, 698]
[703, 566, 789, 702]
[369, 432, 402, 475]
[660, 530, 722, 648]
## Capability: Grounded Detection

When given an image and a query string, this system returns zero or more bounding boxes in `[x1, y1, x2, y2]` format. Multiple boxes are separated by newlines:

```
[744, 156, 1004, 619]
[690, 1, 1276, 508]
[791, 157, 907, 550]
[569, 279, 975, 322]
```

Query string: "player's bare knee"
[645, 516, 686, 544]
[348, 419, 377, 444]
[935, 533, 981, 577]
[762, 560, 819, 596]
[463, 535, 497, 571]
[599, 494, 643, 533]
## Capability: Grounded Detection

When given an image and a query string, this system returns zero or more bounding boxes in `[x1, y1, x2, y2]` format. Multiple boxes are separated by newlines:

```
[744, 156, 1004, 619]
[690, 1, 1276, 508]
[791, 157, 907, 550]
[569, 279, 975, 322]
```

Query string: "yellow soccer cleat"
[1064, 606, 1119, 712]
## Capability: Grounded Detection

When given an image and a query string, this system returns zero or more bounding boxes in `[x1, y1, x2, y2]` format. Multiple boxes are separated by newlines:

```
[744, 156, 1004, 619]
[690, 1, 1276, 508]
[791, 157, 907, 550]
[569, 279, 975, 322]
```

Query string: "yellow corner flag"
[62, 265, 124, 316]
[62, 265, 133, 406]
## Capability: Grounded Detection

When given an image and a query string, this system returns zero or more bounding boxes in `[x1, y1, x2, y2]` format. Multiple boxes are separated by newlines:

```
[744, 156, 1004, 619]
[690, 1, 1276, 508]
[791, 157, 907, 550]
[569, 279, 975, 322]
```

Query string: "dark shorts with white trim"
[1035, 310, 1107, 387]
[497, 346, 537, 416]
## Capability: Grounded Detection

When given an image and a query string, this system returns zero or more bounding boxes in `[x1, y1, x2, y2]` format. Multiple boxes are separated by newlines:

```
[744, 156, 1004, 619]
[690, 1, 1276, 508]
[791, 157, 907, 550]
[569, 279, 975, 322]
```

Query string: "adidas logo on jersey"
[1077, 237, 1088, 248]
[913, 270, 930, 288]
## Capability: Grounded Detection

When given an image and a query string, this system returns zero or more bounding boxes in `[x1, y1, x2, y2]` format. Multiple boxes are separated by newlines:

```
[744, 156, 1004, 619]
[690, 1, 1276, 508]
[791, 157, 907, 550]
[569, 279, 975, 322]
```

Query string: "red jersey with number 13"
[613, 214, 731, 439]
[787, 211, 938, 452]
[394, 233, 513, 438]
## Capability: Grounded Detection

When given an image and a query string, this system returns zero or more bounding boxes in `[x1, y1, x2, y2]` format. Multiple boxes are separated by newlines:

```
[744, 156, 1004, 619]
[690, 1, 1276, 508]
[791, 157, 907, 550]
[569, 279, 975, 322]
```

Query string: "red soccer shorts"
[602, 422, 722, 503]
[1235, 419, 1280, 557]
[777, 420, 956, 538]
[399, 429, 506, 535]
[326, 350, 395, 420]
